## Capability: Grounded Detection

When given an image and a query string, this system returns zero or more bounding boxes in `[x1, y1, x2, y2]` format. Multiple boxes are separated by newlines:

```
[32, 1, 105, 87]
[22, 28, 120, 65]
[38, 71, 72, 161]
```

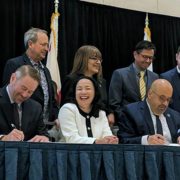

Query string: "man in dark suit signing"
[160, 46, 180, 113]
[109, 40, 158, 123]
[118, 79, 180, 145]
[0, 65, 49, 142]
[2, 28, 59, 126]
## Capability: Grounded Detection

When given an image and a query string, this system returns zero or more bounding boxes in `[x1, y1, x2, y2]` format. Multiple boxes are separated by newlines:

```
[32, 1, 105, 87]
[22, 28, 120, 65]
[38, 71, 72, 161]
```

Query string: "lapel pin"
[167, 113, 171, 118]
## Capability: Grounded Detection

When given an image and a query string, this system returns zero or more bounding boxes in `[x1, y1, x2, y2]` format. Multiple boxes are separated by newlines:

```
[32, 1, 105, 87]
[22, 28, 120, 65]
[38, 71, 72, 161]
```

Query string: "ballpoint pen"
[11, 123, 16, 129]
[10, 123, 24, 141]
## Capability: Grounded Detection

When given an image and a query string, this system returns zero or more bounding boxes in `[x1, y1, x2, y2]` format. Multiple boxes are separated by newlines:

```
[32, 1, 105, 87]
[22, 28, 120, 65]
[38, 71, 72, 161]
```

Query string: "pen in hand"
[11, 123, 16, 129]
[10, 123, 24, 141]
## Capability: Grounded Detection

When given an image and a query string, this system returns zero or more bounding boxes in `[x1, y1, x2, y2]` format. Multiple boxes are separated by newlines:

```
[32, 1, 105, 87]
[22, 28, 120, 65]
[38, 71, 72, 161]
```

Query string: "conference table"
[0, 142, 180, 180]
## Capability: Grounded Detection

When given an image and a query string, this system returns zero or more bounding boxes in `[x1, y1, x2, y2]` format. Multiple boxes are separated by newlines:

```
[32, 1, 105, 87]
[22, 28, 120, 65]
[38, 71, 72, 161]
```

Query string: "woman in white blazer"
[58, 76, 118, 144]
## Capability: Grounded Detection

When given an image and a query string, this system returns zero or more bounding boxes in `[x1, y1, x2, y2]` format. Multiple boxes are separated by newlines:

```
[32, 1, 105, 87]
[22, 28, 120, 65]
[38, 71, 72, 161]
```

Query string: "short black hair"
[67, 76, 104, 117]
[135, 40, 156, 54]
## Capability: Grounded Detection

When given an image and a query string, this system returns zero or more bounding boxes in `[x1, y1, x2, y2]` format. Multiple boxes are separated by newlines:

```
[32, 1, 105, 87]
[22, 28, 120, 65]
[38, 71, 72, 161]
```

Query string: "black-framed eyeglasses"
[139, 53, 155, 61]
[89, 57, 103, 63]
[152, 90, 173, 104]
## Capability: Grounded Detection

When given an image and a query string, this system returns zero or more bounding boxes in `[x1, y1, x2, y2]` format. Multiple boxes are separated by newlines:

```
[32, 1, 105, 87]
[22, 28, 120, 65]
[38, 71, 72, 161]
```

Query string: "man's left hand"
[29, 135, 49, 142]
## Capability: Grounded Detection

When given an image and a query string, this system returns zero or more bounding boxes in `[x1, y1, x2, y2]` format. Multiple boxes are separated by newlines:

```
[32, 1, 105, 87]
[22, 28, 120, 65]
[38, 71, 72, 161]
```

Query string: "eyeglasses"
[89, 57, 103, 63]
[152, 90, 172, 104]
[139, 53, 154, 61]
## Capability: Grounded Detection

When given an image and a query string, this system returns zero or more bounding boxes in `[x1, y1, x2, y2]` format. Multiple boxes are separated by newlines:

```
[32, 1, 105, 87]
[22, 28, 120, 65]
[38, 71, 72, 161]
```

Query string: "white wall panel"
[158, 0, 180, 17]
[80, 0, 180, 18]
[104, 0, 157, 13]
[81, 0, 104, 4]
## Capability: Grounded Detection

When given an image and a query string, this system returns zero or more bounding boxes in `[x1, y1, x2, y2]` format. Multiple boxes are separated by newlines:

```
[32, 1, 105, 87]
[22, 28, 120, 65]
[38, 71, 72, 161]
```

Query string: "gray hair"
[24, 28, 48, 49]
[15, 65, 41, 84]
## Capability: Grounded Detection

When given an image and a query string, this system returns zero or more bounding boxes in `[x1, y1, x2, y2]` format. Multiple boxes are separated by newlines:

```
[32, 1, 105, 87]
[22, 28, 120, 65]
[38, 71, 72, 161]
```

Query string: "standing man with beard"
[2, 28, 59, 127]
[109, 40, 159, 123]
[118, 79, 180, 145]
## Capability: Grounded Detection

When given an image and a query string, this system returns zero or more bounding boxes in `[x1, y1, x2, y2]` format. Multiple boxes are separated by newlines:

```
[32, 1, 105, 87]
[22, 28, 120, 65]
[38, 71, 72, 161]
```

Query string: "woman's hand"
[95, 135, 119, 144]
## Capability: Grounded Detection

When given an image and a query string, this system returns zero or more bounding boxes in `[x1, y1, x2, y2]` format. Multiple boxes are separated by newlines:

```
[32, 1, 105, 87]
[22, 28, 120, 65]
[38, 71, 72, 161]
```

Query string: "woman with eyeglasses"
[58, 76, 118, 144]
[60, 45, 115, 126]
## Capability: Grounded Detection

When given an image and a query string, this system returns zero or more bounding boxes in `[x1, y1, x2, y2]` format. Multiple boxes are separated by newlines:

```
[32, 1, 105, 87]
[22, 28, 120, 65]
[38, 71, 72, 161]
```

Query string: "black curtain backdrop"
[1, 0, 180, 88]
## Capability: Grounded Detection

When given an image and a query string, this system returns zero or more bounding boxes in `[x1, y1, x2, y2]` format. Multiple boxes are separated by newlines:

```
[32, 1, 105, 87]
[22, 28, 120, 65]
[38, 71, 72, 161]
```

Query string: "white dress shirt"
[141, 100, 172, 145]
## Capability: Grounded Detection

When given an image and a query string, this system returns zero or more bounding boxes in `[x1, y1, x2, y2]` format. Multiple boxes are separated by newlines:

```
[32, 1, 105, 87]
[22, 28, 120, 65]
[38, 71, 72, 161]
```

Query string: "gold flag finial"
[145, 12, 149, 28]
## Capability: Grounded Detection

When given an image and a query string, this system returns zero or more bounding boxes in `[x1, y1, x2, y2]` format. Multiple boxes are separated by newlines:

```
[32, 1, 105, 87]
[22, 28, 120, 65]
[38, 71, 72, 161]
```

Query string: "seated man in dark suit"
[118, 79, 180, 145]
[160, 46, 180, 113]
[109, 40, 159, 123]
[0, 65, 49, 142]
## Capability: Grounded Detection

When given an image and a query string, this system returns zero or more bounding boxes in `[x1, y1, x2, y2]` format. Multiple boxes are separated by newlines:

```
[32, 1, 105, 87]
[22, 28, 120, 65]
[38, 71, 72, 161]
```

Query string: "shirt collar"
[6, 86, 21, 106]
[133, 63, 146, 76]
[30, 58, 44, 69]
[146, 99, 163, 119]
[176, 66, 180, 73]
[6, 86, 14, 104]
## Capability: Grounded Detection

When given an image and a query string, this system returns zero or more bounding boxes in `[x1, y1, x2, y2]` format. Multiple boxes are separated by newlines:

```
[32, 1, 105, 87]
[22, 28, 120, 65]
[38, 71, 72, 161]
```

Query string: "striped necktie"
[139, 71, 146, 100]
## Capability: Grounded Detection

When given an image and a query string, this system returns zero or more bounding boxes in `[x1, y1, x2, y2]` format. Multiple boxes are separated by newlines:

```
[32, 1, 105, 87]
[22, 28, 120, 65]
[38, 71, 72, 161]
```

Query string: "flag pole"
[46, 0, 61, 93]
[145, 13, 149, 29]
[54, 0, 59, 54]
[54, 0, 59, 13]
[144, 12, 153, 71]
[144, 13, 151, 42]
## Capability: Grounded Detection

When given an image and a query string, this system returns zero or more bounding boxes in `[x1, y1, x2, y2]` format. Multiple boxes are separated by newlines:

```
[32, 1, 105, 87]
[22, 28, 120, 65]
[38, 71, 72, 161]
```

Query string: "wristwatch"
[0, 135, 4, 140]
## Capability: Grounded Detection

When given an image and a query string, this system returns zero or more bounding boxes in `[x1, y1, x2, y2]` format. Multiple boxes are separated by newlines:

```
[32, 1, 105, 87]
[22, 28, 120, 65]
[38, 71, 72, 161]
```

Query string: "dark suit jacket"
[118, 101, 180, 144]
[0, 87, 49, 141]
[160, 67, 180, 113]
[2, 53, 59, 122]
[60, 73, 112, 114]
[109, 64, 159, 121]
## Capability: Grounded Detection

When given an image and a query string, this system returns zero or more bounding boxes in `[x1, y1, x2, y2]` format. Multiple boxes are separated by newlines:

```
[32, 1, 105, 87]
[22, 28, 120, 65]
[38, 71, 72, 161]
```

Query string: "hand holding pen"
[1, 124, 24, 141]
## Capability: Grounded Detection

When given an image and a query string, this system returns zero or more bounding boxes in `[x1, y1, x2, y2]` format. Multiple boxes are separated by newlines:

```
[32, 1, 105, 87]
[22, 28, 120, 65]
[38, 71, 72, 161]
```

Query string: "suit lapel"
[21, 101, 33, 131]
[127, 64, 140, 98]
[164, 110, 176, 142]
[141, 101, 155, 134]
[146, 70, 154, 89]
[171, 69, 180, 93]
[0, 87, 15, 128]
[23, 54, 34, 66]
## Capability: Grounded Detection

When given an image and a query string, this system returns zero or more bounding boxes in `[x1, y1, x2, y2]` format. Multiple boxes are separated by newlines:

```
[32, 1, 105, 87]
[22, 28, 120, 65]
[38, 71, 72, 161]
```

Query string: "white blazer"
[58, 103, 112, 144]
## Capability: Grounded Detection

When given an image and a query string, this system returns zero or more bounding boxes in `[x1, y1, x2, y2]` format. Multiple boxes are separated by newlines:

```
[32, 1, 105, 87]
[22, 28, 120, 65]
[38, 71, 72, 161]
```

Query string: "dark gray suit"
[2, 53, 59, 122]
[160, 67, 180, 113]
[109, 64, 159, 121]
[118, 101, 180, 144]
[0, 87, 49, 141]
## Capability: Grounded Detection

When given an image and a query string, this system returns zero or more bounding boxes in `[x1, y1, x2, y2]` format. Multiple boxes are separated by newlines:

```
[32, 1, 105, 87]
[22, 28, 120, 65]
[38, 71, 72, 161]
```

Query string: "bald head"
[150, 79, 173, 96]
[147, 79, 173, 115]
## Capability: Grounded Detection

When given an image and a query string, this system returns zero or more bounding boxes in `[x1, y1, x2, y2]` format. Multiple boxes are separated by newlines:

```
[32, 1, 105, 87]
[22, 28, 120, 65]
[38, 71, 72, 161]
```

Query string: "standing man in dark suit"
[3, 28, 59, 126]
[109, 40, 159, 123]
[118, 79, 180, 145]
[0, 65, 49, 142]
[160, 46, 180, 113]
